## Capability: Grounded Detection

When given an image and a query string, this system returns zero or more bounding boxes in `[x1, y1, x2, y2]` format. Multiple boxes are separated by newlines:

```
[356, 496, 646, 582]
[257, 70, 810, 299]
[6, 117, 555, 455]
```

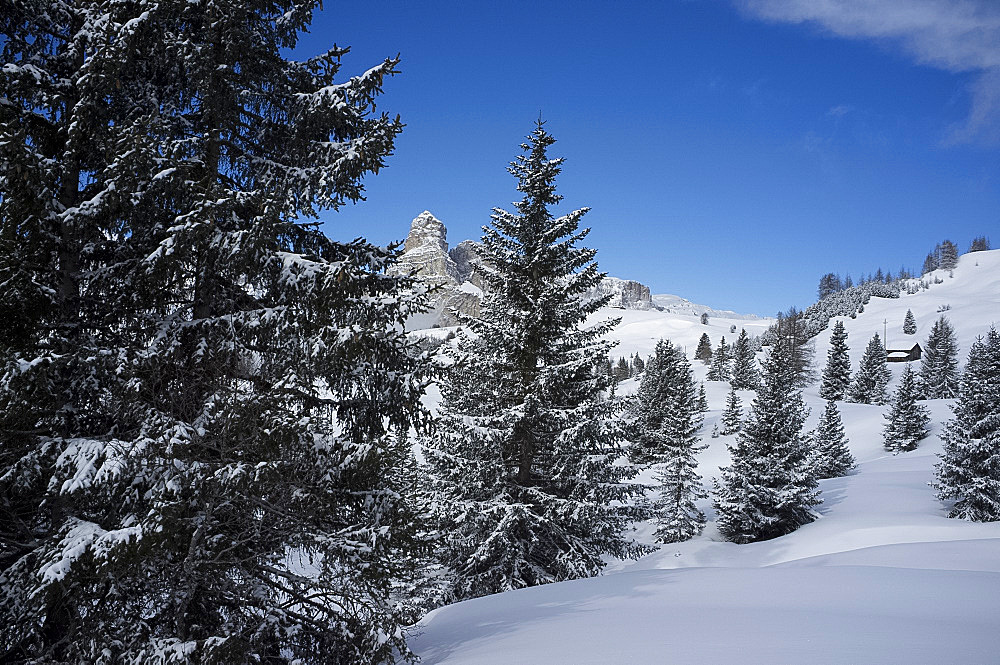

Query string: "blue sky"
[295, 0, 1000, 316]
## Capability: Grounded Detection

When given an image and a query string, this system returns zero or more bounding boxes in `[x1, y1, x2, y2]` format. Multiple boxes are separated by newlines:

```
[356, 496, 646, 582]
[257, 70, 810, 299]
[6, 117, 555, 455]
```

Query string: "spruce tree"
[810, 401, 855, 479]
[615, 356, 631, 382]
[628, 341, 707, 542]
[707, 335, 731, 381]
[818, 273, 842, 300]
[720, 386, 743, 435]
[423, 122, 645, 601]
[935, 328, 1000, 521]
[922, 252, 938, 275]
[633, 354, 645, 376]
[630, 340, 701, 464]
[846, 334, 891, 405]
[968, 236, 990, 253]
[698, 383, 709, 412]
[920, 315, 961, 399]
[714, 339, 820, 543]
[883, 365, 931, 452]
[695, 332, 713, 364]
[773, 307, 815, 387]
[903, 309, 917, 335]
[730, 329, 761, 390]
[819, 320, 852, 401]
[1, 4, 429, 663]
[0, 7, 124, 656]
[938, 240, 959, 270]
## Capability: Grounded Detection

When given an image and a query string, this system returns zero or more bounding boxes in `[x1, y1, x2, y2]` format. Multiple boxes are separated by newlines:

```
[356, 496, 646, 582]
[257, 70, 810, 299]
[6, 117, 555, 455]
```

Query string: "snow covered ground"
[591, 302, 773, 362]
[403, 250, 1000, 664]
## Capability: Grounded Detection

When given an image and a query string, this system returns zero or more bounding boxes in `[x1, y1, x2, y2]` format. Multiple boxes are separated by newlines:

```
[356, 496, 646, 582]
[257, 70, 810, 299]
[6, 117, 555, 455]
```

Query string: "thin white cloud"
[739, 0, 1000, 145]
[827, 104, 853, 117]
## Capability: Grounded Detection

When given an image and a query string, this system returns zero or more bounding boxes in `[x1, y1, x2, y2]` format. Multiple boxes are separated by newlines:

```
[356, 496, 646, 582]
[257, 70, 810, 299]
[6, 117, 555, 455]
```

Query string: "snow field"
[404, 250, 1000, 664]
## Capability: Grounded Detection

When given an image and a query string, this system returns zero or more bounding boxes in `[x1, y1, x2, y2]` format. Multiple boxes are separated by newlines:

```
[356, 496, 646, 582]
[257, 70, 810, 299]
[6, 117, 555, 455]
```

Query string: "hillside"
[403, 249, 1000, 664]
[586, 297, 772, 362]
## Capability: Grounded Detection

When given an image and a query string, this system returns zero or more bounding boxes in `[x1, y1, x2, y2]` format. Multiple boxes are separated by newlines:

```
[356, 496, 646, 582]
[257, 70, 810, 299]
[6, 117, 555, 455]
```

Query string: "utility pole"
[883, 319, 888, 348]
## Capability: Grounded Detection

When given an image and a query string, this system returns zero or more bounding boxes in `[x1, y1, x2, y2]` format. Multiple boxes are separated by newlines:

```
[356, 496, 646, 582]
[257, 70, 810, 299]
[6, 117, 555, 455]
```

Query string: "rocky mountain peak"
[397, 211, 460, 284]
[404, 211, 449, 255]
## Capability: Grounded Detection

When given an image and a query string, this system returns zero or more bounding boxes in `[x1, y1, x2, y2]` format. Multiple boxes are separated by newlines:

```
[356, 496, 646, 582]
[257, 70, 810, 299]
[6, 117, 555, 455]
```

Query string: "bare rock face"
[585, 276, 655, 310]
[394, 211, 481, 326]
[398, 211, 461, 284]
[449, 240, 488, 290]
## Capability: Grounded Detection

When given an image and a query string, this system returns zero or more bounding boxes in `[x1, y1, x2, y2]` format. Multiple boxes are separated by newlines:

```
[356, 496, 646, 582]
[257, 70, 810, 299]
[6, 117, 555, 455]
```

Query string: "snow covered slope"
[587, 301, 772, 362]
[403, 250, 1000, 665]
[812, 248, 1000, 389]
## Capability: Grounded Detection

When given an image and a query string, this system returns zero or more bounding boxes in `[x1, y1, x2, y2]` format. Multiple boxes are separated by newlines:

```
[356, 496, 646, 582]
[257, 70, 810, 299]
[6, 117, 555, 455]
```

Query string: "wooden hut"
[886, 342, 922, 363]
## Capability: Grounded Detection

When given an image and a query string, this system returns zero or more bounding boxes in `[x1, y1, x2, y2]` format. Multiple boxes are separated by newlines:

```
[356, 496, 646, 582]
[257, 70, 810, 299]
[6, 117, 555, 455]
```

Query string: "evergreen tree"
[846, 334, 891, 405]
[903, 309, 917, 335]
[883, 365, 931, 452]
[935, 328, 1000, 521]
[773, 307, 815, 387]
[602, 356, 615, 384]
[818, 273, 842, 300]
[0, 7, 124, 657]
[630, 341, 697, 464]
[695, 332, 713, 363]
[730, 329, 761, 390]
[700, 312, 709, 325]
[1, 4, 431, 663]
[720, 386, 743, 436]
[706, 335, 731, 381]
[423, 122, 645, 601]
[698, 383, 709, 412]
[939, 240, 959, 270]
[615, 356, 631, 382]
[920, 315, 961, 399]
[819, 320, 851, 401]
[968, 236, 991, 253]
[922, 251, 939, 275]
[632, 354, 645, 376]
[628, 341, 707, 542]
[714, 338, 819, 543]
[810, 401, 855, 479]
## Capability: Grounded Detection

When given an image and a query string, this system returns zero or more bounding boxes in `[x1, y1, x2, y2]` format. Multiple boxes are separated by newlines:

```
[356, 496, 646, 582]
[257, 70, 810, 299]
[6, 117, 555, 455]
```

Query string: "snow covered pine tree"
[714, 334, 820, 543]
[729, 328, 761, 391]
[628, 340, 707, 543]
[935, 328, 1000, 521]
[695, 332, 713, 363]
[706, 335, 731, 382]
[920, 315, 961, 399]
[720, 386, 743, 436]
[1, 3, 431, 663]
[883, 365, 931, 453]
[423, 122, 646, 601]
[810, 401, 855, 479]
[847, 334, 891, 405]
[819, 320, 851, 401]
